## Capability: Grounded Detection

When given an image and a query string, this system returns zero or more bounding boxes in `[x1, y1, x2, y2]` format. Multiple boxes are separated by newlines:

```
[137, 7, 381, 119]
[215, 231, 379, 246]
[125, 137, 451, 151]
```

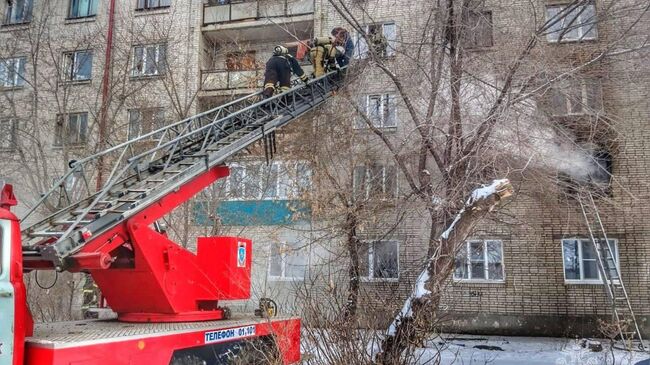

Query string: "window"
[0, 57, 26, 88]
[62, 50, 93, 81]
[4, 0, 32, 24]
[463, 11, 493, 48]
[353, 164, 397, 200]
[546, 3, 597, 42]
[0, 119, 16, 151]
[132, 44, 167, 77]
[562, 238, 618, 283]
[360, 240, 399, 280]
[454, 240, 504, 281]
[269, 241, 307, 280]
[225, 51, 256, 71]
[226, 161, 311, 201]
[128, 108, 165, 139]
[136, 0, 171, 10]
[542, 77, 603, 116]
[354, 22, 397, 59]
[55, 112, 88, 146]
[68, 0, 97, 18]
[355, 94, 397, 129]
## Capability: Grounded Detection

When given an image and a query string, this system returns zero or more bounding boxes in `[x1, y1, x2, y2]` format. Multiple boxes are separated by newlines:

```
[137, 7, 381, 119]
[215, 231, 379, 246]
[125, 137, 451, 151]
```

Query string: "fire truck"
[0, 70, 343, 365]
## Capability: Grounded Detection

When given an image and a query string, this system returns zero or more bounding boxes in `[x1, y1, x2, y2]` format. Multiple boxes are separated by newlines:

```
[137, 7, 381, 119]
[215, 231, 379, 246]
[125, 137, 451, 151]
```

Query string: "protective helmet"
[273, 45, 289, 56]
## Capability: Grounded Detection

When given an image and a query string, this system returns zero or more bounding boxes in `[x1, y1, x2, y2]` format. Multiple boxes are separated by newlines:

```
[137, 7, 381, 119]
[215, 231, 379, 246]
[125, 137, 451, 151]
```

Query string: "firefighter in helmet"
[331, 27, 354, 67]
[263, 45, 309, 98]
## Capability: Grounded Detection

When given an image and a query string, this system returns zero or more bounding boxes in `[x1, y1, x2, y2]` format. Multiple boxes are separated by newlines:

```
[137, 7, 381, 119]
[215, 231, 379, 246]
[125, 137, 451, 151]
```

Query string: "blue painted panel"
[193, 200, 310, 226]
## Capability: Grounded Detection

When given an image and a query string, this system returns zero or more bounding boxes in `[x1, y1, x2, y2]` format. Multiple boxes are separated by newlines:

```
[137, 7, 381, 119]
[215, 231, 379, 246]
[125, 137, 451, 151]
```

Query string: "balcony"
[201, 69, 263, 92]
[202, 0, 314, 42]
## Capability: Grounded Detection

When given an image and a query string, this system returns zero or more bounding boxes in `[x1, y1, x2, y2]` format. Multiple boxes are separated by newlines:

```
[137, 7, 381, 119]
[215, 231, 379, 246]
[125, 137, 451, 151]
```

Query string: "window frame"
[135, 0, 171, 11]
[62, 50, 93, 82]
[225, 161, 312, 201]
[353, 22, 397, 59]
[453, 239, 505, 282]
[0, 57, 26, 88]
[360, 240, 400, 282]
[268, 241, 308, 281]
[68, 0, 98, 19]
[54, 112, 88, 147]
[131, 44, 167, 78]
[127, 107, 166, 140]
[355, 94, 397, 129]
[353, 164, 398, 200]
[462, 10, 494, 49]
[3, 0, 32, 25]
[545, 3, 598, 43]
[0, 118, 17, 151]
[561, 238, 619, 284]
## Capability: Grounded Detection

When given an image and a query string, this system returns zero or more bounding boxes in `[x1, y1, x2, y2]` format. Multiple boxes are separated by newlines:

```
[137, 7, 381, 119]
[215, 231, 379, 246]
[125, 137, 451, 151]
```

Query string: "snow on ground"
[417, 334, 650, 365]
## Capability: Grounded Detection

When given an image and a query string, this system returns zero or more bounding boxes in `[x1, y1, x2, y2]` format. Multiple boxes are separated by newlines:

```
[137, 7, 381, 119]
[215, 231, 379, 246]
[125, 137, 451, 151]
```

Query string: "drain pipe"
[97, 0, 117, 189]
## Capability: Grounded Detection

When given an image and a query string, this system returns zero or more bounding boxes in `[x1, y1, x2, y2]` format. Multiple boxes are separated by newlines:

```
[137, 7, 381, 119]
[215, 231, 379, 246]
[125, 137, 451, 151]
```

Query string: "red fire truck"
[0, 70, 342, 365]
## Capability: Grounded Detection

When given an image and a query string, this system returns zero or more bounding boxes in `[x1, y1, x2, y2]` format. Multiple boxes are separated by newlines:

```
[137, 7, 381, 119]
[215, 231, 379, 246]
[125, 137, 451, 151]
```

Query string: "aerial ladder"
[578, 191, 646, 351]
[0, 69, 344, 365]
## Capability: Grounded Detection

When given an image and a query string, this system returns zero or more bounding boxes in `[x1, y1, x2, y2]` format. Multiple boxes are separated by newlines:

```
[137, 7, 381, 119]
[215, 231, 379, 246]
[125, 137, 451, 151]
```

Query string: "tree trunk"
[342, 210, 361, 321]
[374, 179, 513, 364]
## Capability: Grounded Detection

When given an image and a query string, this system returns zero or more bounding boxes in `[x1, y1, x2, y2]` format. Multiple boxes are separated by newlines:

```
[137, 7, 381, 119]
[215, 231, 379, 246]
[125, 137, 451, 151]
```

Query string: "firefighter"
[331, 27, 354, 67]
[263, 45, 309, 98]
[309, 36, 346, 77]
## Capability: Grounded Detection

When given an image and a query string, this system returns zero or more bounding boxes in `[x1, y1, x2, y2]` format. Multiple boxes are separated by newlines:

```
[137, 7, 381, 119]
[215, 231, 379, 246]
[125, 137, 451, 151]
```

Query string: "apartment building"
[2, 0, 649, 338]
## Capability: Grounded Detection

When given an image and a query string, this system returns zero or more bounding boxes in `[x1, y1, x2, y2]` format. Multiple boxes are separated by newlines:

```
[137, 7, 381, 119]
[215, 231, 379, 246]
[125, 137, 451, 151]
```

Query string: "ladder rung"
[30, 231, 64, 238]
[72, 209, 103, 216]
[146, 179, 166, 183]
[127, 189, 148, 193]
[163, 170, 182, 174]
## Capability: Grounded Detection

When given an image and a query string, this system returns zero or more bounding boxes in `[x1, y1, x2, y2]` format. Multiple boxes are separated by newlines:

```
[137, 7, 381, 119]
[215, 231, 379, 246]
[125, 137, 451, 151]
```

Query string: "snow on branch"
[387, 179, 513, 336]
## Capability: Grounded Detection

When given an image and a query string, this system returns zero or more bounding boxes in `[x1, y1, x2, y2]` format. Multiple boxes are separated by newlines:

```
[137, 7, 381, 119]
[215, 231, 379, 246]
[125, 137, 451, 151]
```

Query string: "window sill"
[546, 37, 598, 45]
[452, 279, 505, 284]
[353, 126, 398, 132]
[65, 16, 97, 24]
[134, 7, 171, 16]
[360, 277, 399, 283]
[565, 280, 618, 285]
[0, 86, 26, 92]
[130, 74, 166, 81]
[268, 276, 304, 282]
[60, 79, 92, 86]
[1, 21, 30, 29]
[52, 144, 87, 150]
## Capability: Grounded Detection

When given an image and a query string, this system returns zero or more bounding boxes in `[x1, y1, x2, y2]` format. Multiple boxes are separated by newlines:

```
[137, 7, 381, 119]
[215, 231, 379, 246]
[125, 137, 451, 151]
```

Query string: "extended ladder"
[21, 69, 344, 269]
[578, 191, 645, 351]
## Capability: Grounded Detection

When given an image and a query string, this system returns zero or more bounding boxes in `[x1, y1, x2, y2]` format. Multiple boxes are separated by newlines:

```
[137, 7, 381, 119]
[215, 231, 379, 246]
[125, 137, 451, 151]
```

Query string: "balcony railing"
[201, 69, 263, 91]
[203, 0, 314, 25]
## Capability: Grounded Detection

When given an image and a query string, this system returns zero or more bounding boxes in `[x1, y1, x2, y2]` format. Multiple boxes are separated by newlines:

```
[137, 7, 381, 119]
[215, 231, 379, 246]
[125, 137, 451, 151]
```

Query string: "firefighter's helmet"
[273, 45, 289, 56]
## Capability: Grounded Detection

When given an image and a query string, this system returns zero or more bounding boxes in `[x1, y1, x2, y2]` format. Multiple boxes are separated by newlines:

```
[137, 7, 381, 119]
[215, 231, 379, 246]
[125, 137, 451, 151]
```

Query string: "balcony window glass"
[69, 0, 97, 18]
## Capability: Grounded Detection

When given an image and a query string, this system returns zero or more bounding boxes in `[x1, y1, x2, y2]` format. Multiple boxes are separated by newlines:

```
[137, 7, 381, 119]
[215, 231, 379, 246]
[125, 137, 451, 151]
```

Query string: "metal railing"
[203, 0, 314, 25]
[21, 68, 346, 268]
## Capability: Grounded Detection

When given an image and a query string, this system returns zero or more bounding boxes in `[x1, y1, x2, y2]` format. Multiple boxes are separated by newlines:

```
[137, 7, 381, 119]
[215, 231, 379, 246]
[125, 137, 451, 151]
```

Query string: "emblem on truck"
[237, 242, 246, 268]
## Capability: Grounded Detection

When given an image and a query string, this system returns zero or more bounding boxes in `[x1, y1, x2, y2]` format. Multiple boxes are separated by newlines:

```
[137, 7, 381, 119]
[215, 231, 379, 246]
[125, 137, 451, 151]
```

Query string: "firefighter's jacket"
[263, 54, 308, 96]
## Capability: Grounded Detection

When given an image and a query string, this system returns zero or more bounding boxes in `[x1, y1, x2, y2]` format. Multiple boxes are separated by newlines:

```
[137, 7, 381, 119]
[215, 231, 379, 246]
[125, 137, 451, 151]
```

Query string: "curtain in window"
[5, 0, 32, 24]
[0, 58, 25, 87]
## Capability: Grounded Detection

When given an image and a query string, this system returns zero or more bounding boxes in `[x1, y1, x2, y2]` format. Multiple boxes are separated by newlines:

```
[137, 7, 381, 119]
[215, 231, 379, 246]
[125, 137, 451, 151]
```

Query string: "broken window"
[354, 22, 397, 59]
[225, 51, 257, 71]
[462, 10, 493, 49]
[546, 3, 597, 43]
[562, 238, 618, 282]
[359, 240, 399, 280]
[454, 240, 504, 281]
[269, 241, 307, 280]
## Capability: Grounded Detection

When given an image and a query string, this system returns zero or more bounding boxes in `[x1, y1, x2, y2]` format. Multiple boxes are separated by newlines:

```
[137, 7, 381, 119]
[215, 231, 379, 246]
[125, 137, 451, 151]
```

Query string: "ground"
[415, 334, 650, 365]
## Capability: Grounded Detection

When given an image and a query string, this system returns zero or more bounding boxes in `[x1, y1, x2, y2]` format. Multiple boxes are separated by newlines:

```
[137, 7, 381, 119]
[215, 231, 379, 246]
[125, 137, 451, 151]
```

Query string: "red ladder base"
[118, 309, 226, 323]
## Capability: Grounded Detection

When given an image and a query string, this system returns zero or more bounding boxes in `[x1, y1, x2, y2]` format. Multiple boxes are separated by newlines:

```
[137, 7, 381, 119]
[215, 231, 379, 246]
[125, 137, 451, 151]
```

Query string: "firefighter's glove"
[263, 83, 275, 98]
[300, 74, 309, 84]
